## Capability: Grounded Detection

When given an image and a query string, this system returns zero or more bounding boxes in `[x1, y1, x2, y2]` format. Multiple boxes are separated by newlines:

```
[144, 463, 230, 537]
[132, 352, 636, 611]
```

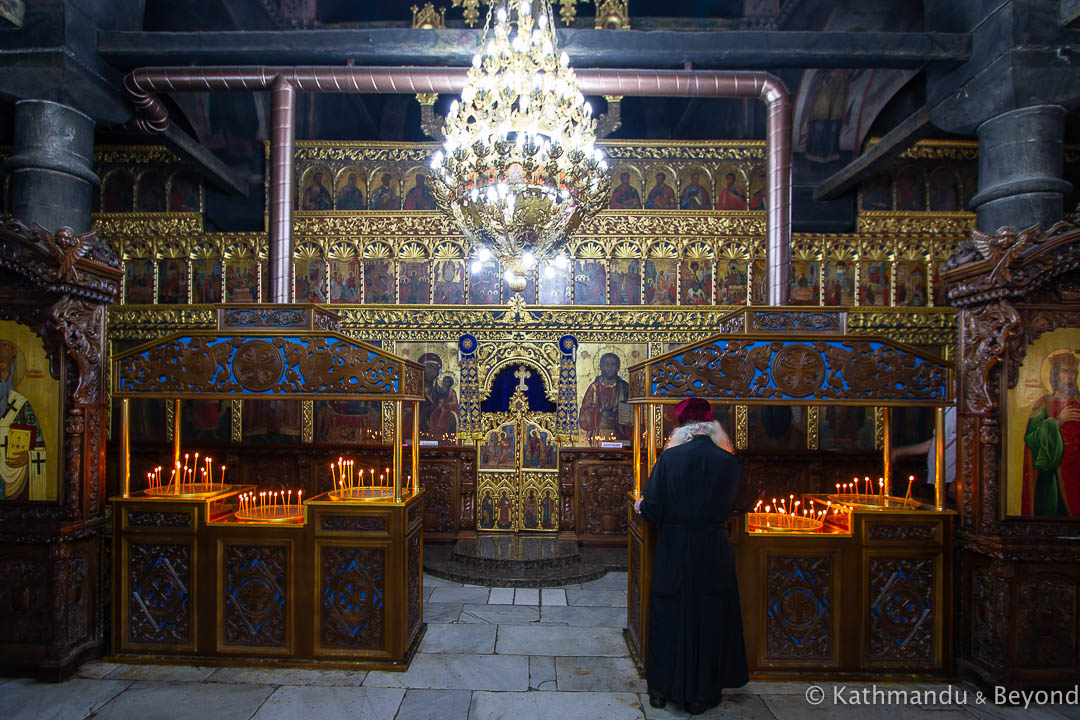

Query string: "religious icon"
[294, 257, 327, 303]
[895, 261, 927, 307]
[789, 259, 819, 305]
[522, 488, 539, 529]
[242, 399, 302, 443]
[522, 425, 557, 469]
[609, 259, 641, 305]
[124, 259, 155, 304]
[363, 258, 395, 303]
[679, 169, 712, 210]
[335, 169, 366, 210]
[479, 423, 517, 469]
[579, 350, 632, 442]
[748, 405, 807, 452]
[479, 490, 496, 530]
[0, 322, 58, 501]
[823, 260, 855, 306]
[748, 170, 767, 211]
[751, 259, 767, 304]
[820, 406, 874, 450]
[417, 351, 459, 440]
[329, 257, 360, 303]
[895, 167, 926, 211]
[399, 261, 431, 304]
[540, 489, 557, 529]
[644, 259, 677, 305]
[368, 170, 401, 210]
[609, 167, 643, 209]
[573, 260, 607, 305]
[644, 170, 677, 209]
[314, 400, 381, 443]
[191, 258, 223, 303]
[433, 259, 466, 304]
[404, 172, 436, 210]
[300, 168, 333, 211]
[225, 258, 259, 303]
[1008, 332, 1080, 516]
[539, 264, 571, 305]
[716, 259, 748, 305]
[136, 172, 166, 212]
[680, 259, 712, 305]
[495, 489, 513, 530]
[157, 258, 188, 304]
[858, 261, 890, 307]
[168, 172, 200, 212]
[469, 261, 501, 304]
[928, 167, 961, 211]
[714, 169, 748, 210]
[180, 400, 230, 443]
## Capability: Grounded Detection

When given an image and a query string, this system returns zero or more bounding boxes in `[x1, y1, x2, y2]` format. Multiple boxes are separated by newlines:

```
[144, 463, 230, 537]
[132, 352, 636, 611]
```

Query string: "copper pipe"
[269, 76, 295, 303]
[125, 66, 792, 304]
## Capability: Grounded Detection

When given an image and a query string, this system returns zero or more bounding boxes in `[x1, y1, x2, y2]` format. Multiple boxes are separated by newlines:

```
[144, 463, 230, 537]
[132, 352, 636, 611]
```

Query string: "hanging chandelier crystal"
[430, 0, 610, 293]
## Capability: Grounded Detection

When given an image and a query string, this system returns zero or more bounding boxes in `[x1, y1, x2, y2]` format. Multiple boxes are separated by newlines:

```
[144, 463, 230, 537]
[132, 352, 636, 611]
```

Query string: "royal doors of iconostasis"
[476, 370, 561, 533]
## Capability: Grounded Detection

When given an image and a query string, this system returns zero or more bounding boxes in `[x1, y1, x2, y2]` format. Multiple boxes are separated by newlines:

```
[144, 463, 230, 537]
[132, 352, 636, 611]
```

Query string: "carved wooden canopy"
[628, 308, 953, 406]
[113, 305, 424, 401]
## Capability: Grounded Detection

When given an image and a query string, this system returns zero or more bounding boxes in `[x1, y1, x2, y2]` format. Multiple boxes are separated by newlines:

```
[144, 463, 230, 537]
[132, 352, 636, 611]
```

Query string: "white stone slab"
[488, 587, 516, 604]
[514, 588, 540, 605]
[495, 626, 628, 657]
[92, 681, 274, 720]
[459, 603, 539, 624]
[581, 572, 628, 590]
[529, 655, 556, 691]
[539, 605, 627, 627]
[428, 586, 491, 604]
[541, 589, 567, 606]
[555, 656, 646, 693]
[249, 686, 404, 720]
[423, 601, 463, 623]
[566, 589, 628, 607]
[423, 574, 462, 587]
[103, 665, 216, 683]
[469, 690, 643, 720]
[0, 677, 133, 720]
[364, 652, 529, 690]
[206, 667, 367, 687]
[419, 623, 497, 654]
[395, 689, 472, 720]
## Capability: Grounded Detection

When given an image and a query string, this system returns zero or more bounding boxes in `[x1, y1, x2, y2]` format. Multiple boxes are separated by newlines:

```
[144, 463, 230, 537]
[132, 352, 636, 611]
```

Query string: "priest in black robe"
[634, 397, 749, 714]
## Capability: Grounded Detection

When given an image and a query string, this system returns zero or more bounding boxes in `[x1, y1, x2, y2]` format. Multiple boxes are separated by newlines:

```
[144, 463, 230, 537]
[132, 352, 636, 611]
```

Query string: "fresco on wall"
[124, 259, 155, 304]
[716, 259, 748, 305]
[895, 261, 927, 307]
[399, 261, 431, 304]
[433, 259, 466, 304]
[191, 259, 222, 303]
[823, 260, 855, 306]
[789, 259, 819, 306]
[469, 262, 501, 304]
[363, 258, 395, 303]
[225, 259, 259, 303]
[609, 259, 641, 305]
[157, 258, 188, 304]
[0, 320, 59, 501]
[574, 260, 607, 305]
[858, 261, 890, 307]
[1006, 329, 1080, 516]
[329, 257, 361, 303]
[295, 257, 327, 303]
[680, 259, 712, 305]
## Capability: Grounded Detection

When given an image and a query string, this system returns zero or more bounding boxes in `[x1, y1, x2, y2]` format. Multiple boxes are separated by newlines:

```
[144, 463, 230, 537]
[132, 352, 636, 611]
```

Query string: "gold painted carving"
[735, 405, 748, 450]
[231, 399, 242, 443]
[92, 212, 202, 236]
[856, 211, 974, 236]
[411, 2, 446, 28]
[302, 399, 314, 443]
[807, 406, 819, 450]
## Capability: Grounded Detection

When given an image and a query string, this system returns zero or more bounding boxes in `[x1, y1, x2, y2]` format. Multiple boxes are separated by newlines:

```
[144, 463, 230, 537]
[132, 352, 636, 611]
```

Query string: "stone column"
[970, 105, 1071, 233]
[4, 100, 98, 233]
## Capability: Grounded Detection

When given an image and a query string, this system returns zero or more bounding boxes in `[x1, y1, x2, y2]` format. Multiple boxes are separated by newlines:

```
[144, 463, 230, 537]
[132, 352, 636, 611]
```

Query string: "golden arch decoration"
[476, 346, 561, 405]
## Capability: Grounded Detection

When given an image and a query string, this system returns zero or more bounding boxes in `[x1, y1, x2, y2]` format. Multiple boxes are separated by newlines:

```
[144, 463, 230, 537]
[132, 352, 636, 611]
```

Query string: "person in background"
[890, 406, 957, 503]
[633, 397, 749, 715]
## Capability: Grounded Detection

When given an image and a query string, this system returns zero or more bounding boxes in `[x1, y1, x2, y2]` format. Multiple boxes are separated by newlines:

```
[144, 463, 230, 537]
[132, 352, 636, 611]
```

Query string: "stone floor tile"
[459, 603, 539, 624]
[539, 605, 627, 627]
[496, 626, 628, 656]
[103, 665, 216, 683]
[488, 587, 515, 604]
[566, 589, 628, 607]
[419, 623, 497, 654]
[469, 690, 643, 720]
[249, 686, 404, 720]
[206, 667, 366, 687]
[541, 589, 567, 606]
[0, 677, 133, 720]
[728, 680, 817, 695]
[428, 586, 491, 604]
[76, 661, 124, 678]
[641, 692, 776, 720]
[92, 681, 273, 720]
[423, 601, 463, 624]
[556, 656, 646, 693]
[515, 588, 540, 605]
[760, 693, 972, 720]
[423, 585, 435, 602]
[423, 574, 462, 588]
[581, 572, 628, 591]
[966, 703, 1075, 720]
[364, 652, 529, 691]
[395, 689, 472, 720]
[529, 655, 556, 691]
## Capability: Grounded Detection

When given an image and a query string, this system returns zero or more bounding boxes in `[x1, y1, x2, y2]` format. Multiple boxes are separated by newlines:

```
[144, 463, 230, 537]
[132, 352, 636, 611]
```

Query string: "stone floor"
[3, 571, 1078, 720]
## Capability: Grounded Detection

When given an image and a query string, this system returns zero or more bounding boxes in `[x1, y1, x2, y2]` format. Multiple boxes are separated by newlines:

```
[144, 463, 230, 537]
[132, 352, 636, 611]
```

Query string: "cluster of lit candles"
[238, 489, 302, 515]
[835, 476, 886, 503]
[330, 458, 393, 490]
[753, 495, 840, 527]
[145, 452, 226, 494]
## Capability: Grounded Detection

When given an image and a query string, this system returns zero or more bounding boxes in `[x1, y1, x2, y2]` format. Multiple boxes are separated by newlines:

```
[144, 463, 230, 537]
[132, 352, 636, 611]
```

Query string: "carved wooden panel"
[319, 545, 386, 650]
[865, 522, 939, 543]
[419, 461, 456, 533]
[407, 532, 421, 638]
[970, 565, 1007, 669]
[579, 462, 633, 536]
[765, 554, 834, 661]
[63, 550, 91, 649]
[0, 555, 47, 645]
[127, 541, 192, 646]
[127, 510, 192, 528]
[321, 515, 387, 533]
[628, 534, 642, 646]
[459, 450, 476, 531]
[867, 556, 935, 663]
[1015, 573, 1077, 669]
[222, 544, 288, 649]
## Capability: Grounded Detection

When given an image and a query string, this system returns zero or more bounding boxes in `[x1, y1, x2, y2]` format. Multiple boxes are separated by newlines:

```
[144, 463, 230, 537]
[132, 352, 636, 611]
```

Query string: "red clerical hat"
[674, 397, 712, 426]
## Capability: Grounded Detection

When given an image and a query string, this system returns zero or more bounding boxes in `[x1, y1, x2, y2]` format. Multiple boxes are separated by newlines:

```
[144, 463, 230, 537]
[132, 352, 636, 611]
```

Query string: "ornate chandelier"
[430, 0, 610, 292]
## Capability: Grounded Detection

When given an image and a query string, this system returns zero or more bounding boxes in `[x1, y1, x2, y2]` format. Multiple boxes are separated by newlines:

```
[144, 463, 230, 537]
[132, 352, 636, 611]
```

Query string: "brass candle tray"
[827, 494, 921, 510]
[747, 512, 824, 533]
[328, 487, 396, 502]
[143, 483, 236, 498]
[233, 505, 305, 524]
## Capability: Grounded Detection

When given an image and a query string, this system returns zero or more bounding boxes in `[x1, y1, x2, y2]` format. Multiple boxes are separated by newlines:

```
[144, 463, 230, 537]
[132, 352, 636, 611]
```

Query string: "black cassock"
[639, 434, 749, 704]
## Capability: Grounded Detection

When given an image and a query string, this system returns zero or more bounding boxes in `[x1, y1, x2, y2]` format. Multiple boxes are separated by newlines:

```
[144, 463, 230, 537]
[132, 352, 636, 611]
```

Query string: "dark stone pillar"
[4, 100, 98, 233]
[970, 105, 1071, 233]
